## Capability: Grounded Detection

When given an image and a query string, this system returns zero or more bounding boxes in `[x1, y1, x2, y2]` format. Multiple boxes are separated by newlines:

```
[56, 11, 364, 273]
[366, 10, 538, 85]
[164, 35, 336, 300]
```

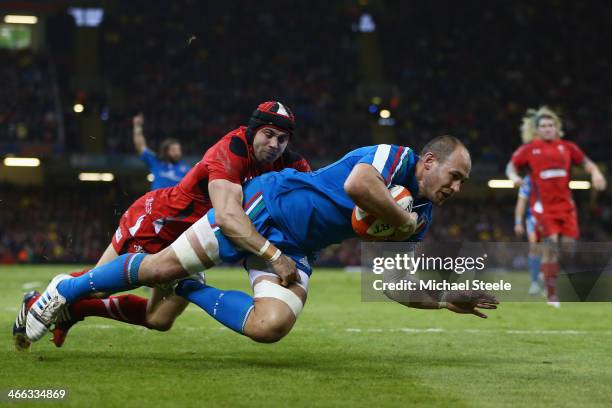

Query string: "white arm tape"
[269, 249, 282, 262]
[257, 240, 271, 256]
[253, 280, 304, 317]
[170, 233, 204, 274]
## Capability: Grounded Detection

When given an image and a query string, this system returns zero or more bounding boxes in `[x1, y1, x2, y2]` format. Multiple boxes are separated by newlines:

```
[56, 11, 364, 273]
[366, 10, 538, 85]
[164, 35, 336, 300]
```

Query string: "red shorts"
[534, 209, 579, 239]
[111, 188, 207, 255]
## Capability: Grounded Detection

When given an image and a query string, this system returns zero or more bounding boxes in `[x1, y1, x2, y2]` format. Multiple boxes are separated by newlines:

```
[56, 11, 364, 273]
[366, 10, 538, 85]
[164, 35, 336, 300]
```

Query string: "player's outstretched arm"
[345, 163, 417, 238]
[132, 113, 147, 155]
[387, 286, 499, 319]
[208, 179, 300, 287]
[514, 194, 527, 237]
[505, 161, 523, 187]
[583, 158, 607, 191]
[441, 290, 499, 319]
[382, 268, 499, 318]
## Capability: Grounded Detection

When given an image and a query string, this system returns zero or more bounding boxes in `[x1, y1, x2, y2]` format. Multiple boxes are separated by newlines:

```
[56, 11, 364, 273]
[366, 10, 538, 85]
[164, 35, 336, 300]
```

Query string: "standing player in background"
[513, 117, 542, 296]
[132, 113, 191, 190]
[13, 101, 310, 350]
[506, 106, 607, 307]
[514, 175, 542, 295]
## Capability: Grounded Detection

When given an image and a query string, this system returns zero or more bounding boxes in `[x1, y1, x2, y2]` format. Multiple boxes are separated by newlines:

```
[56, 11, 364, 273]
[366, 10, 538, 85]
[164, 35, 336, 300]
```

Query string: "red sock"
[69, 267, 91, 278]
[542, 262, 559, 300]
[68, 295, 150, 328]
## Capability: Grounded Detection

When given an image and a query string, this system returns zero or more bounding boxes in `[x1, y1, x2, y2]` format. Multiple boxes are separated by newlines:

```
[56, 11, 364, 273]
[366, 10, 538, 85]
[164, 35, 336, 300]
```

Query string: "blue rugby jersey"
[140, 148, 190, 190]
[258, 145, 433, 254]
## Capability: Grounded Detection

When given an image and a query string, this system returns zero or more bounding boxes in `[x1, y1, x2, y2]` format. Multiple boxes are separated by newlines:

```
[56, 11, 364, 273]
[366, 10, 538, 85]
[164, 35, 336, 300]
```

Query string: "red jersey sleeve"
[290, 156, 311, 172]
[511, 144, 530, 169]
[566, 141, 585, 166]
[205, 135, 249, 184]
[280, 149, 311, 172]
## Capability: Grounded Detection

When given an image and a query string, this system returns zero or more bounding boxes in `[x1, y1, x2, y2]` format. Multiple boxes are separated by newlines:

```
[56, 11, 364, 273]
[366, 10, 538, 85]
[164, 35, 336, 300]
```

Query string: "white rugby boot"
[26, 274, 71, 341]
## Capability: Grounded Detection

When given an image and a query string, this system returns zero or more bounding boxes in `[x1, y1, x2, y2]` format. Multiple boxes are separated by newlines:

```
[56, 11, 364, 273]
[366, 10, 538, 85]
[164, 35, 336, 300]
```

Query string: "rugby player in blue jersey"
[514, 176, 543, 295]
[27, 136, 498, 344]
[133, 113, 190, 190]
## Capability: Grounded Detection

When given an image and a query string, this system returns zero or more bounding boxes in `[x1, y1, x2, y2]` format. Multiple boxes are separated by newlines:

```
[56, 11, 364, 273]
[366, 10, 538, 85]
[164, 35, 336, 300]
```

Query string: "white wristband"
[269, 249, 282, 262]
[397, 222, 413, 233]
[257, 240, 271, 256]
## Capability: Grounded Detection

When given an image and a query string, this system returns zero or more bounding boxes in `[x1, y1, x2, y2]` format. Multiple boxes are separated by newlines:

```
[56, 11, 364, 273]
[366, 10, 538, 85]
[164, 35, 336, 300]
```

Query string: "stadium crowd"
[0, 186, 120, 264]
[377, 0, 612, 164]
[0, 50, 60, 153]
[3, 1, 611, 165]
[96, 0, 366, 160]
[2, 0, 612, 264]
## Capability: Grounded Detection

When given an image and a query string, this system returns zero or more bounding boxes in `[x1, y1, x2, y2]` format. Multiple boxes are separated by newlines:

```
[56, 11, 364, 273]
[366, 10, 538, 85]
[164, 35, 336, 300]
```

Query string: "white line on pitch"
[21, 281, 43, 290]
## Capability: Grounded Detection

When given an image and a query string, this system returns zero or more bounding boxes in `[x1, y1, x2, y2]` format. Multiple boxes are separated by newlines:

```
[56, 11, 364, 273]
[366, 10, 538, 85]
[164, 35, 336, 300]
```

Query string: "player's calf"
[144, 294, 189, 332]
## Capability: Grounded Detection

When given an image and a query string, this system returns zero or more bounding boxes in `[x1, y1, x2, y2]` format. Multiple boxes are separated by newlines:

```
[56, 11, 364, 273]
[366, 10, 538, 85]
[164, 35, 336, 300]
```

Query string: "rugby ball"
[351, 185, 413, 240]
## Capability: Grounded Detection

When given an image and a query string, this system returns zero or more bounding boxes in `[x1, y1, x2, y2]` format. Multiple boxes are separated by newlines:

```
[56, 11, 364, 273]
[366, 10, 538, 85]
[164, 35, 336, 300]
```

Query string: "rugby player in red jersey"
[506, 106, 606, 307]
[13, 101, 310, 350]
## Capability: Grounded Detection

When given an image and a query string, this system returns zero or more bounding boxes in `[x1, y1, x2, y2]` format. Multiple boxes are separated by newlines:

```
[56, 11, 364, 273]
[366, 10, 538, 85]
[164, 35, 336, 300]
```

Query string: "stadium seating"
[2, 0, 611, 263]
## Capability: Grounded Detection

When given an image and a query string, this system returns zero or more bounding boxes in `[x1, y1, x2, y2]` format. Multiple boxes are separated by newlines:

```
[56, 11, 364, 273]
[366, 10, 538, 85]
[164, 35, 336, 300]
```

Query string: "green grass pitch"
[1, 265, 612, 407]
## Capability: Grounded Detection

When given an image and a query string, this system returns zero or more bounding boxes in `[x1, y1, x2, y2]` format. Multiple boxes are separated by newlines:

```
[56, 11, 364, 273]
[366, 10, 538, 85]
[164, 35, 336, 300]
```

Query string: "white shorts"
[245, 255, 310, 292]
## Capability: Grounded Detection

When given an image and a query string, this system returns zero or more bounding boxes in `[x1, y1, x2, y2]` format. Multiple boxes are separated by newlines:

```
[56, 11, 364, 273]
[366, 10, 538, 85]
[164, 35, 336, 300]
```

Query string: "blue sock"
[57, 253, 145, 303]
[528, 255, 541, 284]
[176, 279, 254, 334]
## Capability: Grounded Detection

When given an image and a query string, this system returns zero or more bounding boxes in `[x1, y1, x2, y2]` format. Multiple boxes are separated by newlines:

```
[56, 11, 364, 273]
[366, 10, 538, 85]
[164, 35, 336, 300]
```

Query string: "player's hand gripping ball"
[351, 185, 413, 240]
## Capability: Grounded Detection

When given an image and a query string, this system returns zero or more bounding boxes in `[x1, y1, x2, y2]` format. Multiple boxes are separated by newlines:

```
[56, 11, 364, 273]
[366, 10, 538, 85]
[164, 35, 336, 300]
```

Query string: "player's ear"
[423, 152, 437, 170]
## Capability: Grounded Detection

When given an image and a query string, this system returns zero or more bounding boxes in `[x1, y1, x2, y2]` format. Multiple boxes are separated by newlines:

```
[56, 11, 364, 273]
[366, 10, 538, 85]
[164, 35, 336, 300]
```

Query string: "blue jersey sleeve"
[357, 144, 414, 186]
[140, 148, 161, 172]
[408, 202, 432, 242]
[518, 176, 531, 199]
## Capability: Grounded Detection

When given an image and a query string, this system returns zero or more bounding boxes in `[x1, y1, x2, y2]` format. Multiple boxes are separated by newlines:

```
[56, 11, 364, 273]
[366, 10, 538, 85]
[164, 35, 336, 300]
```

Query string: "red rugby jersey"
[511, 138, 585, 214]
[176, 126, 311, 215]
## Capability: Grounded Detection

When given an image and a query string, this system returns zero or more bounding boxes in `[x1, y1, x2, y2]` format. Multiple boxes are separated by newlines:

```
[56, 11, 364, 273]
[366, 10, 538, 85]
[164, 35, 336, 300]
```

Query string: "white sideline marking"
[340, 328, 612, 335]
[64, 325, 612, 336]
[506, 330, 585, 335]
[396, 328, 445, 333]
[88, 324, 115, 329]
[22, 281, 42, 290]
[4, 307, 17, 312]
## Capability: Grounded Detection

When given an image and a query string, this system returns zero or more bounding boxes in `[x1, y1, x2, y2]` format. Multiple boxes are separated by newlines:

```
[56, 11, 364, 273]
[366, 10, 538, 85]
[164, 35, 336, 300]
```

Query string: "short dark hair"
[159, 138, 181, 162]
[419, 135, 467, 162]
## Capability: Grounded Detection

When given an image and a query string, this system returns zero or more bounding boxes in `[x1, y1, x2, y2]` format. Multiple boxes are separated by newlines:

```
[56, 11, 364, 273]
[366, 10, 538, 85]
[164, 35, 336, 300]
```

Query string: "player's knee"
[248, 307, 294, 343]
[246, 280, 304, 343]
[146, 318, 174, 332]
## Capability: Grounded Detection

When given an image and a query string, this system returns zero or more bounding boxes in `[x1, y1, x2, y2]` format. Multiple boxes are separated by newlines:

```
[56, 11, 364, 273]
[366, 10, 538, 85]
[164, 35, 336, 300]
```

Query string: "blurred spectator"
[0, 50, 59, 150]
[377, 0, 612, 165]
[0, 185, 122, 264]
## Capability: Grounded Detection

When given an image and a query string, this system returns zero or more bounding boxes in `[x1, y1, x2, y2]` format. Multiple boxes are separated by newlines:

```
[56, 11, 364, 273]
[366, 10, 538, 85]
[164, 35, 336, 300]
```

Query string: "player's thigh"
[138, 245, 191, 283]
[142, 213, 226, 283]
[560, 210, 579, 239]
[96, 243, 119, 267]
